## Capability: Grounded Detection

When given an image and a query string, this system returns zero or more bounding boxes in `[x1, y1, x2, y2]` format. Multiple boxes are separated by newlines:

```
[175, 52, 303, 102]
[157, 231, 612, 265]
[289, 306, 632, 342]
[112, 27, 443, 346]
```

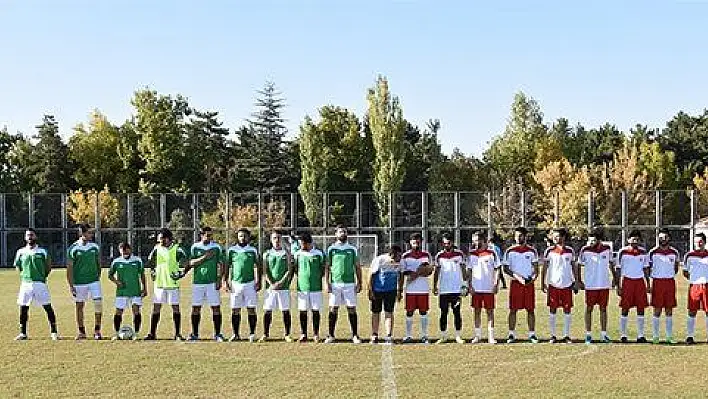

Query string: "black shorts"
[371, 291, 397, 313]
[439, 294, 461, 310]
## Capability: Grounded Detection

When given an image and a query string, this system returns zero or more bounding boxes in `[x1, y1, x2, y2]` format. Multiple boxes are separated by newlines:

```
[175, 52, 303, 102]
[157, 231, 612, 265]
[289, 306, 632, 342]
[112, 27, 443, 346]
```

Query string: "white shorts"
[298, 291, 323, 311]
[192, 283, 221, 307]
[329, 283, 357, 308]
[153, 287, 180, 305]
[230, 281, 257, 309]
[17, 282, 51, 306]
[74, 281, 103, 302]
[263, 289, 290, 311]
[115, 296, 143, 310]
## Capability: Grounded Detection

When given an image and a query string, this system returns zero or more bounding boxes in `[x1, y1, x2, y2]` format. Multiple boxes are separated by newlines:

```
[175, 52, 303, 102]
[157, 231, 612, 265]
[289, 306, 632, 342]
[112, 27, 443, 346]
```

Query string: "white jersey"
[503, 245, 538, 279]
[616, 246, 649, 279]
[683, 250, 708, 284]
[468, 248, 499, 293]
[401, 250, 432, 294]
[648, 246, 679, 279]
[543, 245, 575, 289]
[578, 245, 613, 290]
[435, 249, 466, 295]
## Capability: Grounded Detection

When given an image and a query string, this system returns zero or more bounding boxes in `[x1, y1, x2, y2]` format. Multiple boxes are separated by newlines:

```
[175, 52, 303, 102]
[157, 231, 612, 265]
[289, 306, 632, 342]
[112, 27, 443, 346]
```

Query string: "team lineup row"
[11, 224, 708, 345]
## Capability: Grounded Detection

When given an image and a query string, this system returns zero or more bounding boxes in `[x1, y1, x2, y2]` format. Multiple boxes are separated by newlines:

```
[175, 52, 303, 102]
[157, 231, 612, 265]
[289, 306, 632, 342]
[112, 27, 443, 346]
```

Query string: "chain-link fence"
[0, 190, 705, 267]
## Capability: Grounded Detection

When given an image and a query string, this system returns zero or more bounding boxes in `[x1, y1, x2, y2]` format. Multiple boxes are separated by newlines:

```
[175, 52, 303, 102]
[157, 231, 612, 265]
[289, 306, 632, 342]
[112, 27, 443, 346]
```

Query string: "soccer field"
[1, 269, 707, 398]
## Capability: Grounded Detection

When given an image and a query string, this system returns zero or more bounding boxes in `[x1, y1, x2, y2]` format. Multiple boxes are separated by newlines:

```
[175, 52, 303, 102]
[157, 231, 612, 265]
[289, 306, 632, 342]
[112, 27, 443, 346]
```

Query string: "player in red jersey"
[467, 231, 500, 344]
[503, 227, 539, 344]
[648, 228, 680, 344]
[683, 232, 708, 344]
[401, 233, 432, 344]
[616, 230, 650, 343]
[541, 228, 579, 343]
[576, 229, 616, 344]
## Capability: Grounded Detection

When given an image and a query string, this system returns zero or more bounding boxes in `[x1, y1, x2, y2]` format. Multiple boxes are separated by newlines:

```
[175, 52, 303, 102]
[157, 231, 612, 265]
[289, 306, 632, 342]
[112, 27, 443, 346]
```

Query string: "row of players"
[12, 224, 708, 345]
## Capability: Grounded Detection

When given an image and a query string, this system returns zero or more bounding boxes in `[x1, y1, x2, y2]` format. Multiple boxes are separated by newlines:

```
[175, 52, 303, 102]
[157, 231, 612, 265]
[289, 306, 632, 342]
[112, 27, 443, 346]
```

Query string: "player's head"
[335, 225, 348, 242]
[25, 228, 37, 246]
[200, 226, 213, 243]
[118, 242, 132, 257]
[588, 228, 604, 247]
[409, 232, 423, 250]
[78, 224, 93, 241]
[472, 231, 487, 250]
[695, 232, 707, 250]
[628, 230, 642, 247]
[552, 228, 568, 246]
[271, 230, 282, 247]
[441, 232, 454, 251]
[488, 232, 501, 246]
[514, 227, 528, 245]
[658, 228, 671, 247]
[157, 228, 173, 246]
[237, 228, 251, 245]
[300, 231, 313, 250]
[388, 244, 403, 262]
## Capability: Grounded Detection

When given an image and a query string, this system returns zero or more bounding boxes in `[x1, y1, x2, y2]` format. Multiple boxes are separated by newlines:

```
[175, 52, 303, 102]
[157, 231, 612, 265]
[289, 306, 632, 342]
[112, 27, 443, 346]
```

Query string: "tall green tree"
[367, 76, 406, 226]
[69, 111, 122, 191]
[0, 127, 24, 192]
[658, 110, 708, 177]
[400, 119, 444, 191]
[183, 109, 230, 192]
[115, 121, 143, 192]
[32, 115, 74, 192]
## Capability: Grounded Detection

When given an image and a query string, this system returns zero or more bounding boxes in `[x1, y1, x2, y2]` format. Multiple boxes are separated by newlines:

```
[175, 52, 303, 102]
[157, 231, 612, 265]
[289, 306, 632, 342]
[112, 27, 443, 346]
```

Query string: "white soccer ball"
[117, 325, 134, 340]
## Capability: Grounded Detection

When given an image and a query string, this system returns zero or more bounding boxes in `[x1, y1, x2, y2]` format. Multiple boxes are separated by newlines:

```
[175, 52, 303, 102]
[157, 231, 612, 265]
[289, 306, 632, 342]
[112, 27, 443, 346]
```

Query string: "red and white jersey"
[616, 246, 649, 279]
[578, 245, 613, 290]
[468, 248, 500, 293]
[435, 249, 466, 295]
[648, 246, 679, 279]
[683, 250, 708, 284]
[401, 250, 432, 294]
[503, 245, 538, 279]
[543, 245, 575, 289]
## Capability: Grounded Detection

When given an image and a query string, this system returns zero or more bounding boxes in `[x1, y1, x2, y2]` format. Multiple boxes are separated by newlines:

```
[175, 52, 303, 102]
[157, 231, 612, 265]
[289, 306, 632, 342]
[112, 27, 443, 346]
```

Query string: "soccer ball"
[117, 325, 135, 340]
[417, 262, 434, 277]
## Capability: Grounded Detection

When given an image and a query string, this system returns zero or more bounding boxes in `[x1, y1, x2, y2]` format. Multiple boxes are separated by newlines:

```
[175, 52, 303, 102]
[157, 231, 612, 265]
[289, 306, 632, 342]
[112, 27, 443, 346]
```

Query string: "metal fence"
[0, 190, 706, 267]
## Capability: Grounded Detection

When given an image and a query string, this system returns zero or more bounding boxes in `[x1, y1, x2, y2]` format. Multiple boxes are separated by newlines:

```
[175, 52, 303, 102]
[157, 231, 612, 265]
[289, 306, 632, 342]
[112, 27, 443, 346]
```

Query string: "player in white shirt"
[683, 232, 708, 344]
[467, 231, 500, 344]
[432, 233, 467, 344]
[648, 229, 680, 344]
[401, 233, 432, 344]
[576, 229, 616, 344]
[503, 227, 540, 344]
[616, 230, 650, 343]
[541, 228, 579, 343]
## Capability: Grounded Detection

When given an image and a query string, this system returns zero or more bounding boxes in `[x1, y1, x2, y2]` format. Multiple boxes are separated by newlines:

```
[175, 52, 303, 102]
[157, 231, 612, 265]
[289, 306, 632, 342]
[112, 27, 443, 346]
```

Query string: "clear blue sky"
[1, 1, 707, 156]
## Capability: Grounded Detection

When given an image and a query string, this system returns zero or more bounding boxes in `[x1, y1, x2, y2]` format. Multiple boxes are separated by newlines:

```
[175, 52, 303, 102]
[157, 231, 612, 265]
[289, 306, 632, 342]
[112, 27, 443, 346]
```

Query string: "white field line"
[381, 344, 398, 399]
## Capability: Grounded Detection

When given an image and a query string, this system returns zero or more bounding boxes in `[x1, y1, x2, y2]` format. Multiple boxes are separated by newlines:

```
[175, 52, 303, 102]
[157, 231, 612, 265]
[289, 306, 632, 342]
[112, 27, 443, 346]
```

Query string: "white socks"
[637, 316, 645, 338]
[688, 316, 696, 337]
[666, 316, 673, 338]
[620, 316, 628, 337]
[475, 328, 482, 338]
[405, 317, 413, 338]
[652, 316, 660, 339]
[549, 313, 557, 336]
[563, 314, 571, 337]
[420, 315, 429, 337]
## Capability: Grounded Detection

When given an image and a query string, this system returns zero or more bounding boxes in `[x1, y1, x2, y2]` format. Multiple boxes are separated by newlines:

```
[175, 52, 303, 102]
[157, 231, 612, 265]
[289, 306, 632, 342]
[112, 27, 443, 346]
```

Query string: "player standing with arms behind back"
[262, 230, 295, 342]
[433, 233, 467, 344]
[541, 228, 578, 344]
[576, 229, 616, 344]
[295, 232, 325, 343]
[108, 242, 146, 340]
[648, 229, 680, 344]
[66, 224, 103, 340]
[683, 232, 708, 344]
[226, 228, 261, 343]
[14, 228, 59, 341]
[616, 230, 650, 343]
[503, 227, 539, 344]
[468, 231, 500, 344]
[188, 227, 225, 342]
[324, 225, 363, 344]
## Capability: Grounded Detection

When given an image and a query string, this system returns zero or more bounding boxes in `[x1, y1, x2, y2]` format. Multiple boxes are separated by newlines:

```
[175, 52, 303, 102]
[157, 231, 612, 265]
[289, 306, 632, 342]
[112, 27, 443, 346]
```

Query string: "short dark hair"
[588, 228, 604, 240]
[409, 232, 422, 241]
[118, 242, 131, 250]
[696, 232, 707, 242]
[553, 228, 568, 239]
[78, 224, 91, 234]
[441, 232, 453, 241]
[335, 224, 347, 231]
[200, 226, 212, 235]
[158, 228, 173, 241]
[658, 228, 671, 238]
[271, 230, 282, 236]
[26, 228, 37, 234]
[300, 231, 313, 244]
[514, 226, 528, 235]
[237, 228, 251, 236]
[388, 245, 403, 255]
[472, 231, 487, 241]
[629, 230, 642, 240]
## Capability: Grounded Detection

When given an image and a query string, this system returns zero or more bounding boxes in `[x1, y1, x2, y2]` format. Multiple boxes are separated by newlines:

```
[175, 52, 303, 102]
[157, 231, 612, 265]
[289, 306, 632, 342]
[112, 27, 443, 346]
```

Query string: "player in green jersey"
[295, 231, 325, 343]
[66, 224, 103, 340]
[226, 228, 261, 343]
[187, 226, 226, 342]
[15, 228, 59, 341]
[324, 225, 363, 344]
[260, 230, 295, 342]
[108, 242, 147, 339]
[145, 228, 190, 341]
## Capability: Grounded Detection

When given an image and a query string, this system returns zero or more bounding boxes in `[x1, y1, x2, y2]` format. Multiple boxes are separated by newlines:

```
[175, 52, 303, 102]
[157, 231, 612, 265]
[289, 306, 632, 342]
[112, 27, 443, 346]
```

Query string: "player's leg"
[371, 292, 383, 341]
[326, 286, 341, 342]
[42, 304, 58, 338]
[549, 307, 558, 342]
[190, 284, 205, 340]
[404, 293, 415, 342]
[486, 306, 496, 344]
[75, 301, 86, 339]
[526, 285, 537, 342]
[33, 283, 57, 340]
[169, 289, 183, 341]
[451, 295, 463, 343]
[280, 291, 292, 341]
[562, 289, 573, 342]
[508, 309, 518, 342]
[419, 295, 430, 343]
[473, 303, 483, 342]
[147, 287, 164, 340]
[262, 289, 275, 341]
[311, 293, 322, 341]
[245, 283, 258, 342]
[584, 304, 593, 343]
[438, 295, 450, 343]
[383, 292, 395, 342]
[637, 306, 647, 342]
[665, 279, 677, 343]
[16, 283, 32, 340]
[652, 306, 662, 343]
[344, 285, 360, 343]
[229, 284, 244, 341]
[207, 283, 223, 341]
[90, 282, 103, 339]
[508, 281, 520, 342]
[131, 301, 142, 335]
[113, 297, 126, 336]
[18, 305, 29, 339]
[297, 292, 309, 341]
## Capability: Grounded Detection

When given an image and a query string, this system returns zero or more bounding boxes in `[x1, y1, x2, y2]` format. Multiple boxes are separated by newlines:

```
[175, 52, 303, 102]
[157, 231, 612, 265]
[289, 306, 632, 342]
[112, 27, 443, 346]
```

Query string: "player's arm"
[139, 266, 148, 297]
[355, 255, 363, 293]
[13, 252, 22, 273]
[189, 248, 211, 267]
[95, 249, 102, 280]
[45, 254, 53, 277]
[179, 248, 192, 275]
[254, 251, 262, 291]
[531, 249, 540, 281]
[682, 253, 691, 280]
[397, 269, 405, 301]
[147, 247, 157, 280]
[324, 249, 332, 293]
[432, 255, 440, 295]
[643, 261, 651, 292]
[368, 261, 376, 301]
[66, 247, 75, 291]
[281, 251, 294, 289]
[108, 263, 121, 287]
[575, 253, 585, 290]
[263, 254, 275, 287]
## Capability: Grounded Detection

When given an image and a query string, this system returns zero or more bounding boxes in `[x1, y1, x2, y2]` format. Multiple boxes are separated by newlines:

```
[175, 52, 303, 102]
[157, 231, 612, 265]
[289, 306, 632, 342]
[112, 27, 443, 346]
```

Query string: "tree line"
[2, 76, 708, 230]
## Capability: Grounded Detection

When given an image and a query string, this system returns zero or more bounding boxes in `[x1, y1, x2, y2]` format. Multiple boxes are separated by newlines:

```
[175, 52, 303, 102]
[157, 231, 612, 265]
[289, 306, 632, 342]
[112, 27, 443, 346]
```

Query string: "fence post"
[389, 192, 394, 248]
[322, 192, 329, 238]
[61, 193, 68, 266]
[290, 193, 297, 236]
[587, 191, 594, 232]
[257, 192, 263, 255]
[192, 194, 199, 243]
[690, 189, 696, 251]
[94, 191, 101, 249]
[421, 192, 428, 247]
[225, 193, 231, 247]
[28, 194, 34, 229]
[520, 188, 527, 228]
[487, 191, 493, 238]
[655, 190, 661, 247]
[127, 194, 134, 247]
[454, 191, 460, 248]
[160, 194, 166, 228]
[355, 192, 362, 237]
[621, 190, 628, 245]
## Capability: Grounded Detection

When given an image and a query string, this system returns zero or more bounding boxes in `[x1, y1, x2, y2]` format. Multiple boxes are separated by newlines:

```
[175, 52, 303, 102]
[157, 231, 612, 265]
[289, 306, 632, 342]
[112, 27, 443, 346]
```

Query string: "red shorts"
[405, 293, 429, 313]
[471, 293, 495, 310]
[651, 278, 676, 309]
[585, 289, 609, 308]
[509, 280, 535, 311]
[547, 286, 573, 312]
[688, 284, 708, 313]
[619, 277, 648, 310]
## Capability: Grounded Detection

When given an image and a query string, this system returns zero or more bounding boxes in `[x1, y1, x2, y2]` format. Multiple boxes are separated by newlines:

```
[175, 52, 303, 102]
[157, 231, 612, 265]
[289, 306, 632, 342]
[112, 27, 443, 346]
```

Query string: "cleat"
[257, 336, 268, 343]
[665, 337, 677, 345]
[469, 336, 481, 344]
[383, 336, 393, 345]
[132, 335, 139, 341]
[562, 336, 572, 344]
[313, 335, 320, 344]
[94, 333, 102, 341]
[686, 337, 696, 345]
[652, 337, 660, 345]
[637, 337, 647, 344]
[284, 335, 293, 343]
[601, 335, 612, 343]
[507, 335, 516, 344]
[229, 334, 240, 342]
[248, 334, 256, 343]
[214, 334, 225, 342]
[50, 333, 59, 341]
[75, 333, 87, 340]
[174, 334, 185, 342]
[620, 336, 629, 343]
[143, 334, 156, 341]
[298, 335, 307, 343]
[352, 336, 362, 344]
[111, 336, 119, 341]
[549, 336, 557, 344]
[455, 336, 465, 344]
[324, 336, 335, 344]
[529, 335, 539, 344]
[401, 336, 413, 344]
[420, 336, 430, 344]
[370, 335, 379, 344]
[14, 333, 28, 341]
[488, 337, 497, 345]
[188, 334, 199, 342]
[585, 335, 592, 345]
[435, 337, 448, 345]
